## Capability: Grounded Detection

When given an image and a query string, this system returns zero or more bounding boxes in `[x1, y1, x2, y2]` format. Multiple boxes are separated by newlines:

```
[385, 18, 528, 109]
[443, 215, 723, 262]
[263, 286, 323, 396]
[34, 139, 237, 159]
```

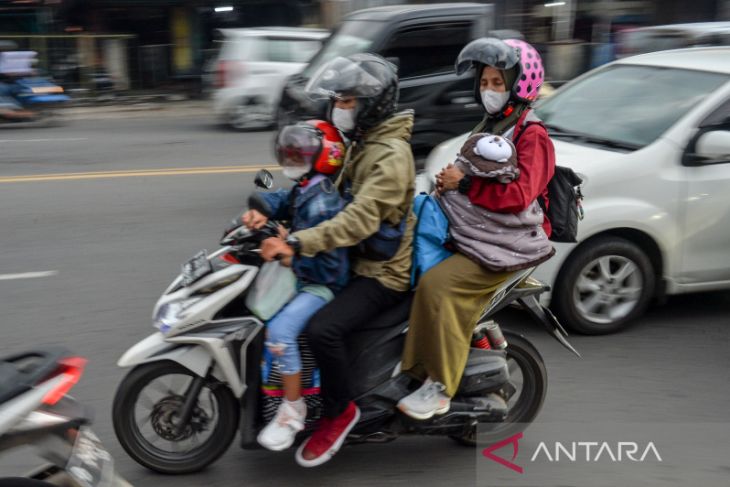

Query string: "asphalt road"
[1, 114, 729, 487]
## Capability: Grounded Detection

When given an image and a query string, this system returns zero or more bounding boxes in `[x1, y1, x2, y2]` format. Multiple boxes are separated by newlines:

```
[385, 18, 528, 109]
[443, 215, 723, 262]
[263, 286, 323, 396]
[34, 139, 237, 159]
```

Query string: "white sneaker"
[257, 399, 306, 451]
[397, 378, 451, 420]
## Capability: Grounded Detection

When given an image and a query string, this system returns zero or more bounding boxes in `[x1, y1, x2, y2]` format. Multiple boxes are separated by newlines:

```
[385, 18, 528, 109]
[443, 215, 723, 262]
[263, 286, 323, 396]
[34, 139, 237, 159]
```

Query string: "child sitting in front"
[236, 120, 349, 451]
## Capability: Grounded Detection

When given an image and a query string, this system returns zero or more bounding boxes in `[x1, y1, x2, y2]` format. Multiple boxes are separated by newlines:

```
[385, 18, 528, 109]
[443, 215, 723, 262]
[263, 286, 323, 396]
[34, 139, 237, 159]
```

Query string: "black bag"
[539, 166, 584, 243]
[355, 217, 407, 261]
[510, 113, 584, 243]
[342, 180, 407, 261]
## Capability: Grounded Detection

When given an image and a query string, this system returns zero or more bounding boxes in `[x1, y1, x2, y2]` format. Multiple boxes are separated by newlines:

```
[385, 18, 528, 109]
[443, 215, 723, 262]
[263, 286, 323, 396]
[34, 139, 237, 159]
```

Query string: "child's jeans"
[265, 291, 329, 375]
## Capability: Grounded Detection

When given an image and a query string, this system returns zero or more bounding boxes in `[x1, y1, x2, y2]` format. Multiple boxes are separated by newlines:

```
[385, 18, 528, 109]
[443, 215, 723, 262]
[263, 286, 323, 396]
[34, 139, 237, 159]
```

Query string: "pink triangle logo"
[482, 432, 525, 474]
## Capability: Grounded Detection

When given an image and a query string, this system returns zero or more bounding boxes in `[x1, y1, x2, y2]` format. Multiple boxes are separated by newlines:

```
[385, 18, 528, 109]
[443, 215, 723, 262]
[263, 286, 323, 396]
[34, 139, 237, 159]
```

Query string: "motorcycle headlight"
[153, 298, 201, 333]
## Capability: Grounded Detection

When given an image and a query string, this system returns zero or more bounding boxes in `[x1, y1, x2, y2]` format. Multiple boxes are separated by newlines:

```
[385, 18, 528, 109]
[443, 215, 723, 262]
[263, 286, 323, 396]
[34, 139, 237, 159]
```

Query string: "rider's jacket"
[260, 176, 350, 293]
[292, 110, 416, 292]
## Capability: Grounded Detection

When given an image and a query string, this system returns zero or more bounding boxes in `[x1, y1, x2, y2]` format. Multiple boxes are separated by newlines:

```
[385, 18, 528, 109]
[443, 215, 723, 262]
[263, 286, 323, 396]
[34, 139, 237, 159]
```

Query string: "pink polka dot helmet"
[503, 38, 544, 103]
[455, 37, 544, 104]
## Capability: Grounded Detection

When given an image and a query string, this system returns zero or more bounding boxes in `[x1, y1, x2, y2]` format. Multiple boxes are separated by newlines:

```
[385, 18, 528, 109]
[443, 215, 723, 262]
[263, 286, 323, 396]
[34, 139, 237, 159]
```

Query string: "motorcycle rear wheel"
[450, 330, 547, 446]
[112, 361, 240, 474]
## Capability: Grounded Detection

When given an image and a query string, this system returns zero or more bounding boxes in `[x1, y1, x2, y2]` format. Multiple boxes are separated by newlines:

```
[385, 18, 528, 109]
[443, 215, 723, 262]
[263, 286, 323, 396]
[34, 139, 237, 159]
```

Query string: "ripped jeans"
[265, 291, 329, 375]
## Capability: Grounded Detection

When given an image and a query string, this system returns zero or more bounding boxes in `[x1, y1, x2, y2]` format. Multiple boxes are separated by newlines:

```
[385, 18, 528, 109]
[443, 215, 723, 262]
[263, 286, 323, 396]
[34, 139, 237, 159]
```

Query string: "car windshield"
[302, 21, 380, 77]
[535, 64, 729, 149]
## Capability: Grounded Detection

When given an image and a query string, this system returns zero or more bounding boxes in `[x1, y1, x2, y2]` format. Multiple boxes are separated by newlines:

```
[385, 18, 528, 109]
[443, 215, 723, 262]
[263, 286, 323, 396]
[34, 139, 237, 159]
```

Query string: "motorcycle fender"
[117, 333, 212, 378]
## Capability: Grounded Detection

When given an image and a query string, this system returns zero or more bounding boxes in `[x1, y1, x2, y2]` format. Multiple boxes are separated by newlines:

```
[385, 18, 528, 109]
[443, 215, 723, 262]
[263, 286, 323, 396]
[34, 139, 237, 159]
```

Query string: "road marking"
[0, 138, 89, 143]
[0, 165, 279, 183]
[0, 271, 58, 281]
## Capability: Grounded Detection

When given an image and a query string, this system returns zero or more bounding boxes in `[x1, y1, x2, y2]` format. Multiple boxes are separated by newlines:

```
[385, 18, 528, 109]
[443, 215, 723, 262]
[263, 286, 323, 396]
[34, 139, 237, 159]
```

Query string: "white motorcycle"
[112, 170, 579, 474]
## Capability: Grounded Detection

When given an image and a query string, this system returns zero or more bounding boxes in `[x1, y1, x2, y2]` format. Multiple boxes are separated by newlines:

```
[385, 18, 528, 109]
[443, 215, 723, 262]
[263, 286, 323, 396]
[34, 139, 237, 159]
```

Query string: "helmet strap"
[297, 168, 317, 187]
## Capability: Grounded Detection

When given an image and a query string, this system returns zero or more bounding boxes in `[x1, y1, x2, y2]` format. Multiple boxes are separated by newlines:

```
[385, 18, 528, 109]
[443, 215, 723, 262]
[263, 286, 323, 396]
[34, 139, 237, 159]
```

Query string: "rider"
[0, 42, 33, 120]
[397, 38, 556, 420]
[256, 53, 415, 467]
[235, 120, 350, 452]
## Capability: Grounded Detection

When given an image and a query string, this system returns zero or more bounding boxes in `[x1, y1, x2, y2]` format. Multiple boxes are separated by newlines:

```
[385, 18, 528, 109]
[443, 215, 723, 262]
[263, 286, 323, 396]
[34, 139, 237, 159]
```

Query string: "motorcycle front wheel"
[451, 330, 547, 446]
[112, 361, 240, 474]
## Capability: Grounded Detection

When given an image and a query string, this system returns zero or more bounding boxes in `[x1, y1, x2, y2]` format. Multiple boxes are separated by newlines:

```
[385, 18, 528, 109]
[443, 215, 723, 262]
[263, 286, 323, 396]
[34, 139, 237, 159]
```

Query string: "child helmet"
[275, 120, 345, 178]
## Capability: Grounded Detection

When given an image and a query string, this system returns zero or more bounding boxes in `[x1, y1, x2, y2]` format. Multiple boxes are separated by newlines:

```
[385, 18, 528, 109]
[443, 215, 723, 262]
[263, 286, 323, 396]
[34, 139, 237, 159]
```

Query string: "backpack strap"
[508, 109, 550, 215]
[511, 109, 544, 146]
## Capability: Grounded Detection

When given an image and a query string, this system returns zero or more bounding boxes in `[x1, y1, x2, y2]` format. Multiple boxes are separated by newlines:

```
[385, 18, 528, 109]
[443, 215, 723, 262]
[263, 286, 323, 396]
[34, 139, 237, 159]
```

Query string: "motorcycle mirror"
[254, 169, 274, 190]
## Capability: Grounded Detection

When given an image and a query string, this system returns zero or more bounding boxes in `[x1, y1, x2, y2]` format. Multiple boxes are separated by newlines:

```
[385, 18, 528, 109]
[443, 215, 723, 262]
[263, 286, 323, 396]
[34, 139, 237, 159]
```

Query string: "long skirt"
[401, 252, 512, 397]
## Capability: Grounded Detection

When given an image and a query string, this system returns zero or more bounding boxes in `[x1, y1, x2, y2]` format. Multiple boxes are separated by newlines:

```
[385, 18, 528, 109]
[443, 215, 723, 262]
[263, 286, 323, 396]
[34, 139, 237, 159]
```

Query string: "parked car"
[212, 27, 328, 130]
[419, 47, 730, 335]
[277, 3, 496, 156]
[616, 22, 730, 58]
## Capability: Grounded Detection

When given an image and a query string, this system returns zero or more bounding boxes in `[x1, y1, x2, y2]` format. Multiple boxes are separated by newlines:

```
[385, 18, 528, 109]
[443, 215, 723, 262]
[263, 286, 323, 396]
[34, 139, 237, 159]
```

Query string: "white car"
[212, 28, 328, 130]
[419, 47, 730, 334]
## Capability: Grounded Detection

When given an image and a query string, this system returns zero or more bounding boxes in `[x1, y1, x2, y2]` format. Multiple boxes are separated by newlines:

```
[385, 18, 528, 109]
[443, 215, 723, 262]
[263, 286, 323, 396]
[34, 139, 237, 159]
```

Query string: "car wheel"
[552, 236, 655, 335]
[229, 98, 272, 131]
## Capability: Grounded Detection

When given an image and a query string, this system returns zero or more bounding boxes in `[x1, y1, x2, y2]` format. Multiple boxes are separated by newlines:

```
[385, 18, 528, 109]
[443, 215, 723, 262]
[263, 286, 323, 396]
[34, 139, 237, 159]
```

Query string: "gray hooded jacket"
[438, 112, 554, 272]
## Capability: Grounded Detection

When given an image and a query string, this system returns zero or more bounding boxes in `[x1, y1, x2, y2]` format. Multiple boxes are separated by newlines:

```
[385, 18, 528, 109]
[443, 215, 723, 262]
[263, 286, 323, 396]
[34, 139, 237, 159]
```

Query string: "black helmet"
[455, 37, 520, 105]
[305, 53, 399, 131]
[455, 37, 520, 76]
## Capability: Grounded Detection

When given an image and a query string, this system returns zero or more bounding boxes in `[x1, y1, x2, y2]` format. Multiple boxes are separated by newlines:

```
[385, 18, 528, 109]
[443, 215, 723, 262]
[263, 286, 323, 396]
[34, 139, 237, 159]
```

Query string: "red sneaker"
[295, 402, 360, 467]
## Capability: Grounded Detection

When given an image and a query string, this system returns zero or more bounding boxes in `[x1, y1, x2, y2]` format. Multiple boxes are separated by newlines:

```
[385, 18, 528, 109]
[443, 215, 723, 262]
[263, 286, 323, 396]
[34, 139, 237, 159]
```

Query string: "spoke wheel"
[229, 99, 272, 131]
[113, 361, 239, 474]
[553, 236, 655, 334]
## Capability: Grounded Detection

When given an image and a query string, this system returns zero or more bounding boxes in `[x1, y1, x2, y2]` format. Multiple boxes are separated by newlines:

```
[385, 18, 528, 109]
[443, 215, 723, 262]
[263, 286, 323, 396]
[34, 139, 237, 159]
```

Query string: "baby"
[437, 132, 553, 272]
[455, 133, 519, 184]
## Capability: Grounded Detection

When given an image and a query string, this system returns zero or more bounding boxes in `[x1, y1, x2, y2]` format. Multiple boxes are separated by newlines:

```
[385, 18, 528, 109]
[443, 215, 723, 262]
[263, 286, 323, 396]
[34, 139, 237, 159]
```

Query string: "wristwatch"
[457, 175, 473, 194]
[285, 235, 302, 255]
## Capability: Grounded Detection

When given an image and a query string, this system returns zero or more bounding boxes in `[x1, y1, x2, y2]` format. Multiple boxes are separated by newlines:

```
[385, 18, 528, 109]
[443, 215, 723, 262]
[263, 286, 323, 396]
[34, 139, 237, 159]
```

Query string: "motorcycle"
[0, 77, 69, 125]
[0, 347, 129, 486]
[112, 170, 580, 474]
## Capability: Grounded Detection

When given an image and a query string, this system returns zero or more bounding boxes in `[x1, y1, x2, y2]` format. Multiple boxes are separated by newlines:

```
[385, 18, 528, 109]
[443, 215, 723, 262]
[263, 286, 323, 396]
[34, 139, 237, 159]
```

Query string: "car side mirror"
[688, 130, 730, 165]
[254, 169, 274, 189]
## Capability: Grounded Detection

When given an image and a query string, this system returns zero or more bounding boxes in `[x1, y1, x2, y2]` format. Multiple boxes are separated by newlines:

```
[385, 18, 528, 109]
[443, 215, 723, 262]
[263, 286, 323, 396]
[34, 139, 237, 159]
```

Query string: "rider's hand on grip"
[242, 209, 269, 230]
[260, 236, 294, 262]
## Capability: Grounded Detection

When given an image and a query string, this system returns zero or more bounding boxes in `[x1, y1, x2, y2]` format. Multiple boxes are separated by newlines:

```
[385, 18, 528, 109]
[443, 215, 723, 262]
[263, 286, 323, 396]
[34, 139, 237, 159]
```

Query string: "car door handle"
[450, 96, 474, 105]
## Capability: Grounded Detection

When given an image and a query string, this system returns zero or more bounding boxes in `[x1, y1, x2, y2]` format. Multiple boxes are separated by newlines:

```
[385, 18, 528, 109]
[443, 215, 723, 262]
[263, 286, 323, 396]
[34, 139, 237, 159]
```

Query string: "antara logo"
[482, 432, 663, 474]
[530, 441, 663, 463]
[482, 432, 524, 473]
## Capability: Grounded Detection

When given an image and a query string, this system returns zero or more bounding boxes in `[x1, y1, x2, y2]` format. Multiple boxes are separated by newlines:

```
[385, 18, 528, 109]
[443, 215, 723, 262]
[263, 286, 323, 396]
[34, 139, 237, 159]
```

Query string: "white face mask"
[282, 166, 310, 181]
[481, 89, 511, 115]
[331, 107, 356, 133]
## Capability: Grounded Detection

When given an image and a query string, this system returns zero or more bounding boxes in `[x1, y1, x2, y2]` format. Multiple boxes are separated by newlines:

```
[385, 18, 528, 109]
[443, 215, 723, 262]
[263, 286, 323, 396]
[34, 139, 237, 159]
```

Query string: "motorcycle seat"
[0, 347, 69, 405]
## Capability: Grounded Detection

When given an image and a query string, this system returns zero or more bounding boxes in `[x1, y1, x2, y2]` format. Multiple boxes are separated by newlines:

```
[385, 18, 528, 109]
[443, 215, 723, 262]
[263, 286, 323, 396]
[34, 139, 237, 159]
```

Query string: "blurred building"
[1, 0, 317, 90]
[1, 0, 729, 91]
[0, 1, 56, 34]
[319, 0, 729, 34]
[54, 1, 315, 88]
